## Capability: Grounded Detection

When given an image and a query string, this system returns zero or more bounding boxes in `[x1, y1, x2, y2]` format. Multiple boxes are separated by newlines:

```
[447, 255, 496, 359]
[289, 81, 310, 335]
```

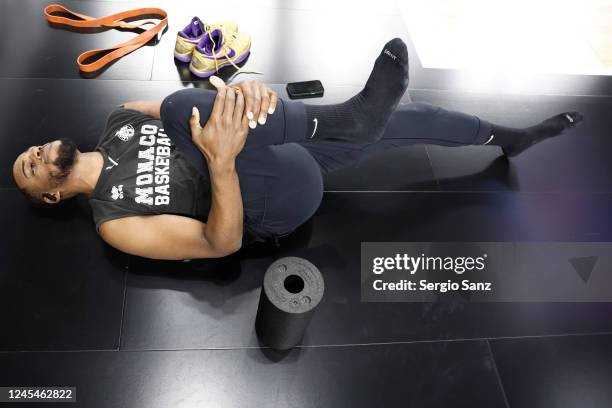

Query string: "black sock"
[305, 38, 409, 143]
[486, 112, 584, 157]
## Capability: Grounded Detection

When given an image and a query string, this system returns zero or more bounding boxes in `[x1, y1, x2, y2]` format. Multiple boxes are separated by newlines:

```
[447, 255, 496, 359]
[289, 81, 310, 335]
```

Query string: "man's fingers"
[247, 81, 261, 129]
[211, 87, 227, 119]
[223, 86, 236, 122]
[242, 82, 254, 122]
[191, 106, 201, 126]
[189, 106, 201, 135]
[259, 86, 271, 125]
[241, 111, 249, 129]
[224, 80, 276, 127]
[249, 82, 262, 129]
[209, 75, 226, 90]
[234, 89, 245, 123]
[269, 90, 278, 115]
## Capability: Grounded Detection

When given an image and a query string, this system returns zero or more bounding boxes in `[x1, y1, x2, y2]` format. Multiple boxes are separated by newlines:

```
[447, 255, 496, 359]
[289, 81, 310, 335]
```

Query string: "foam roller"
[255, 257, 325, 350]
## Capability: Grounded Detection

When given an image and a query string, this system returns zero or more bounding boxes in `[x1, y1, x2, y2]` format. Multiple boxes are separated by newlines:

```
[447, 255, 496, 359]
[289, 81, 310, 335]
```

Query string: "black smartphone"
[286, 80, 324, 99]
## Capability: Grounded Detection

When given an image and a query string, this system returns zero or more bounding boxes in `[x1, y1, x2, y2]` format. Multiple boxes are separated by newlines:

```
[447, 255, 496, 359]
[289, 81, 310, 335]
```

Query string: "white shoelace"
[205, 28, 262, 81]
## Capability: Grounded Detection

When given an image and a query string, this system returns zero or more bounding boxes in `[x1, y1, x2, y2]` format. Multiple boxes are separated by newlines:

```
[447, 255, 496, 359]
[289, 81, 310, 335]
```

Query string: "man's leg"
[161, 35, 582, 177]
[160, 88, 320, 242]
[234, 101, 489, 239]
[296, 102, 583, 174]
[303, 38, 409, 143]
[160, 87, 308, 178]
[159, 36, 411, 178]
[234, 102, 484, 240]
[293, 102, 491, 174]
[236, 143, 323, 241]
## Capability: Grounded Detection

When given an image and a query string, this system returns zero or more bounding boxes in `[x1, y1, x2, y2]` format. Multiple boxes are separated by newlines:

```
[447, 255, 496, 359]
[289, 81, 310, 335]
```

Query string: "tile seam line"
[487, 339, 511, 408]
[424, 145, 442, 191]
[2, 187, 612, 194]
[409, 86, 612, 99]
[53, 0, 400, 17]
[323, 190, 612, 194]
[116, 266, 129, 351]
[0, 77, 611, 98]
[149, 36, 156, 82]
[2, 330, 611, 354]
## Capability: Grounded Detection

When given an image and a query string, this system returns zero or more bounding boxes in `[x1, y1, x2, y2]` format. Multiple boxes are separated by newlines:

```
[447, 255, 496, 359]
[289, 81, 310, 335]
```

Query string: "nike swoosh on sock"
[483, 134, 495, 145]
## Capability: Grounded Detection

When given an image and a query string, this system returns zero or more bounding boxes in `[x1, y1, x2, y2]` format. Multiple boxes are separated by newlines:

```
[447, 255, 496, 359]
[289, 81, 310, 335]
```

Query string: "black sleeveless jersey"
[88, 108, 211, 232]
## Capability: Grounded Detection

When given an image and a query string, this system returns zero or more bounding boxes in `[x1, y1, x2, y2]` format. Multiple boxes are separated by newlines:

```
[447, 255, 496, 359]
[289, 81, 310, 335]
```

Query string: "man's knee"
[295, 162, 324, 223]
[277, 145, 323, 226]
[161, 88, 216, 129]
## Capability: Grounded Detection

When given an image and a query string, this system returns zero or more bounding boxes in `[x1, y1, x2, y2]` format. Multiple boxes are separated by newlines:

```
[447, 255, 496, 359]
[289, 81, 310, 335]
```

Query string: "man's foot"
[488, 112, 584, 157]
[305, 38, 409, 143]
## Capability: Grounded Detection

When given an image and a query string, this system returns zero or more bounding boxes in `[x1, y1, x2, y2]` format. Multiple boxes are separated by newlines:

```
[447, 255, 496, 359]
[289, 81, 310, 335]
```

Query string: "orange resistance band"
[44, 4, 168, 73]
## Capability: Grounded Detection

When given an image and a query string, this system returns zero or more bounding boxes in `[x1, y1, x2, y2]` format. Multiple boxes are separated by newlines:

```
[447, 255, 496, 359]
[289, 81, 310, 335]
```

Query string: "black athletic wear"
[305, 38, 409, 143]
[88, 108, 212, 231]
[158, 89, 493, 242]
[159, 90, 312, 242]
[89, 85, 581, 245]
[489, 112, 584, 157]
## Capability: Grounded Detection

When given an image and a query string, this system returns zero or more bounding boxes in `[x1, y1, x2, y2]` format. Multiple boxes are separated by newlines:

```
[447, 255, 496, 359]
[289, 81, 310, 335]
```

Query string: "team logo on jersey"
[115, 124, 135, 142]
[111, 185, 124, 200]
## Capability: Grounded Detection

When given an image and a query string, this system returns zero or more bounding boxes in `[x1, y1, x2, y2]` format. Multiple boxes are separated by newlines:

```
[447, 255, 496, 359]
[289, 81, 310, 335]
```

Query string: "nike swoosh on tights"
[310, 118, 318, 139]
[483, 134, 494, 145]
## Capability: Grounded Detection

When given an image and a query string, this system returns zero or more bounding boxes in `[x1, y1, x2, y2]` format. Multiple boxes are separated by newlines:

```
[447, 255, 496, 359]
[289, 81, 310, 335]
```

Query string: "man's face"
[12, 138, 78, 202]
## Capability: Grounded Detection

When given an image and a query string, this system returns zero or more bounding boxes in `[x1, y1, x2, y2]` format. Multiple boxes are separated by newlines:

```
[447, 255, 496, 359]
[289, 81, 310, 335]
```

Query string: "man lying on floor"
[12, 38, 583, 260]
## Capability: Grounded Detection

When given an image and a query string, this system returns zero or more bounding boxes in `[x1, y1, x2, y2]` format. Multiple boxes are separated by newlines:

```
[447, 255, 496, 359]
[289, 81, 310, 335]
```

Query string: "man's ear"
[42, 191, 62, 205]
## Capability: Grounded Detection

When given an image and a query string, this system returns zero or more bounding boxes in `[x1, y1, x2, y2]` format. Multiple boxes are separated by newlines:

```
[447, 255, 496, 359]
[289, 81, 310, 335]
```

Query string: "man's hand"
[189, 81, 249, 168]
[226, 78, 278, 129]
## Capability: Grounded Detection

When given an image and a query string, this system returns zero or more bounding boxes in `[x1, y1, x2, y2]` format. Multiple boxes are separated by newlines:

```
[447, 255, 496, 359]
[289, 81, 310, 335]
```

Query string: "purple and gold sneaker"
[189, 28, 251, 78]
[174, 17, 238, 62]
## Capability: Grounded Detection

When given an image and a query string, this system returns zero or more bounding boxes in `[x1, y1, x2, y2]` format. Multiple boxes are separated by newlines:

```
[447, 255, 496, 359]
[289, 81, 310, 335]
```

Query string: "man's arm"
[203, 160, 243, 254]
[121, 101, 161, 119]
[100, 83, 249, 259]
[189, 86, 249, 253]
[99, 214, 238, 260]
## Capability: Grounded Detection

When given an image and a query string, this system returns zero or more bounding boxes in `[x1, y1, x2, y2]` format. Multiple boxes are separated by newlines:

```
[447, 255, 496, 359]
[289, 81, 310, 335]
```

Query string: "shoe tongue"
[203, 29, 224, 54]
[179, 16, 203, 39]
[191, 17, 203, 37]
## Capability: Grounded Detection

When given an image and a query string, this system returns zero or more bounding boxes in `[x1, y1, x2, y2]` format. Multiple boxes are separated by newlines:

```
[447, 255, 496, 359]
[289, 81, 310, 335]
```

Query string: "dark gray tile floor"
[0, 340, 506, 408]
[122, 192, 612, 350]
[1, 0, 611, 406]
[491, 334, 612, 408]
[0, 0, 156, 80]
[419, 91, 612, 193]
[0, 191, 127, 350]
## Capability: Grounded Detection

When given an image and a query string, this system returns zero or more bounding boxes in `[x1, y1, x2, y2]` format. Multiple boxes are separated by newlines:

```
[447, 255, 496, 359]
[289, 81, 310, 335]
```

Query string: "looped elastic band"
[44, 4, 168, 72]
